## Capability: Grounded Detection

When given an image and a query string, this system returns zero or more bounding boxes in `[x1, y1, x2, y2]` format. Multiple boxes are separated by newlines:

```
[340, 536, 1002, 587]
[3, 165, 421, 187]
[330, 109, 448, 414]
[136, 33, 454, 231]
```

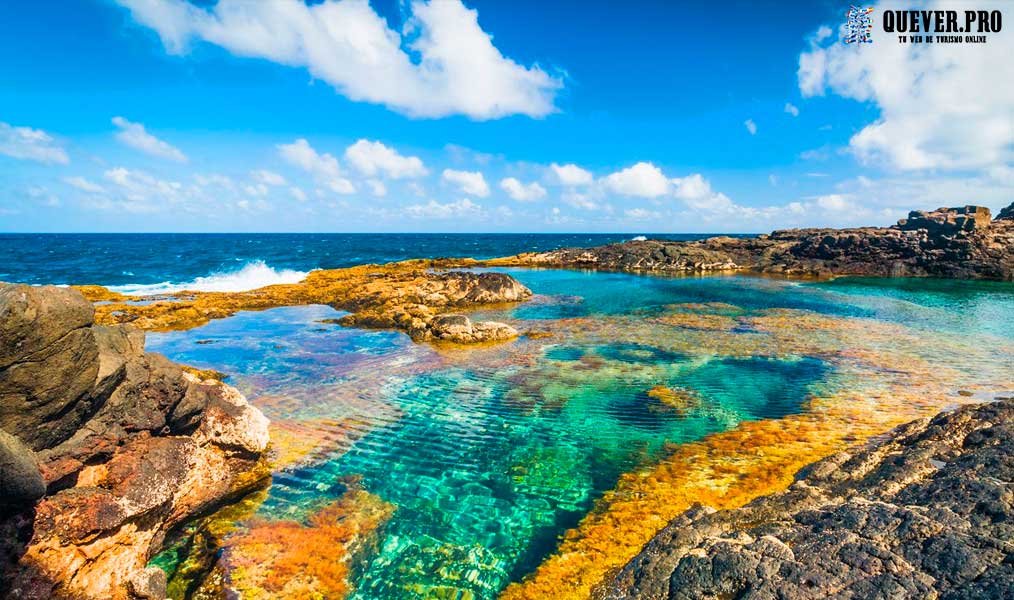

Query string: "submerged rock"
[496, 204, 1014, 280]
[601, 397, 1014, 599]
[429, 313, 519, 344]
[0, 283, 270, 600]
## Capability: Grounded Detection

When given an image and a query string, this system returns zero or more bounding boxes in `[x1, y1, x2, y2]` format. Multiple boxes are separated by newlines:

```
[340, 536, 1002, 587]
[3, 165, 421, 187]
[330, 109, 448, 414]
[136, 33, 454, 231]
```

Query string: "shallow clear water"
[146, 270, 1014, 599]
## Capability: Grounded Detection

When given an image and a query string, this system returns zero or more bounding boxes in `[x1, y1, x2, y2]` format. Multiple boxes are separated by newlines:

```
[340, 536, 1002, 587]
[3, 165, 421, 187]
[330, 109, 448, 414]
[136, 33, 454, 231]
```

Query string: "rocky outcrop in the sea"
[495, 203, 1014, 280]
[79, 262, 531, 342]
[601, 397, 1014, 599]
[0, 284, 270, 600]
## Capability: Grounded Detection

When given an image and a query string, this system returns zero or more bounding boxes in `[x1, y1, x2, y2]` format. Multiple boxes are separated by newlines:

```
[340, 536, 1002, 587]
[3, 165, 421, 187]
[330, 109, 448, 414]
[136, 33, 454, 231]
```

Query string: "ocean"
[0, 233, 717, 292]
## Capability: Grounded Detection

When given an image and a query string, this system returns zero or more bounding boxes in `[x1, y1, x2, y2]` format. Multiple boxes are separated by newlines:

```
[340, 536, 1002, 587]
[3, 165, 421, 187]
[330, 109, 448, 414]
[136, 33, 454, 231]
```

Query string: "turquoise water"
[146, 270, 1014, 599]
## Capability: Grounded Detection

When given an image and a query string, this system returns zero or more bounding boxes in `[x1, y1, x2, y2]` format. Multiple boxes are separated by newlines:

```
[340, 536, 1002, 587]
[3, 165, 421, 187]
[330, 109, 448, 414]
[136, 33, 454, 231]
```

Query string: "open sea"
[0, 233, 714, 291]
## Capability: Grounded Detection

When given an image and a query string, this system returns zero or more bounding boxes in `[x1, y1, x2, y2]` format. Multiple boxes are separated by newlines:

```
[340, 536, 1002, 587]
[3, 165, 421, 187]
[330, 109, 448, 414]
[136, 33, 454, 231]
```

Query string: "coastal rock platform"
[493, 203, 1014, 280]
[77, 261, 531, 342]
[0, 284, 270, 600]
[602, 396, 1014, 599]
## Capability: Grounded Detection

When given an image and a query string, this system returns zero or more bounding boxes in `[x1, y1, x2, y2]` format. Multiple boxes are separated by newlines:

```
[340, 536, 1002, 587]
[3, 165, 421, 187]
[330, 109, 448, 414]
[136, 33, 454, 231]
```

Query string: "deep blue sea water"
[0, 233, 723, 291]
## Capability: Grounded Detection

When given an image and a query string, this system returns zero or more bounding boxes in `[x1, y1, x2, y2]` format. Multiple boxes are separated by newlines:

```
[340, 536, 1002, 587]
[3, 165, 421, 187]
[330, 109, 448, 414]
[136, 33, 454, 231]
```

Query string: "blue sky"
[1, 0, 1011, 232]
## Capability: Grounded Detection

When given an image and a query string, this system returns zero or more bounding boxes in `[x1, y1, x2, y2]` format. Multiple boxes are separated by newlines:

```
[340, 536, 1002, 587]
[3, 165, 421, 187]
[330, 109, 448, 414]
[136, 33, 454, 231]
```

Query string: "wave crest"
[108, 260, 311, 295]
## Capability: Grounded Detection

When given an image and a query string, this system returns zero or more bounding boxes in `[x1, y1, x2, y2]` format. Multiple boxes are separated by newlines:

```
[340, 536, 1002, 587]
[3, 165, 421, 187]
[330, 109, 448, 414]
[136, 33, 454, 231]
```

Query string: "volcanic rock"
[497, 204, 1014, 280]
[601, 397, 1014, 599]
[0, 283, 270, 600]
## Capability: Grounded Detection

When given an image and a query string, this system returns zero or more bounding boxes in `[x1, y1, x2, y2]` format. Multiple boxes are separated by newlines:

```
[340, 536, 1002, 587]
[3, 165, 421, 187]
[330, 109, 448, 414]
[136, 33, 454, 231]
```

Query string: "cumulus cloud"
[499, 177, 546, 202]
[744, 119, 757, 135]
[289, 186, 307, 202]
[406, 198, 481, 218]
[0, 121, 69, 164]
[63, 176, 105, 193]
[115, 0, 561, 120]
[671, 173, 735, 211]
[798, 0, 1014, 170]
[784, 102, 799, 117]
[111, 116, 187, 162]
[602, 162, 670, 198]
[550, 162, 593, 186]
[251, 169, 286, 186]
[442, 168, 490, 197]
[277, 138, 355, 194]
[101, 166, 190, 213]
[344, 139, 427, 179]
[624, 208, 660, 220]
[561, 190, 599, 211]
[366, 179, 387, 197]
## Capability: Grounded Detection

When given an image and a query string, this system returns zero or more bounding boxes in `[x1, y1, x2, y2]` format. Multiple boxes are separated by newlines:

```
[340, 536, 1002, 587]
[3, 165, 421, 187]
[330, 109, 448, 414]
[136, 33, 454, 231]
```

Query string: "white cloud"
[63, 176, 105, 193]
[251, 169, 286, 186]
[744, 119, 757, 135]
[442, 168, 490, 197]
[195, 173, 235, 189]
[671, 173, 734, 211]
[244, 183, 269, 197]
[624, 208, 660, 220]
[366, 179, 387, 197]
[561, 190, 599, 211]
[344, 139, 427, 179]
[102, 166, 190, 213]
[814, 193, 856, 213]
[550, 162, 593, 186]
[115, 0, 561, 120]
[798, 0, 1014, 170]
[277, 138, 355, 194]
[499, 177, 546, 202]
[0, 122, 69, 164]
[602, 162, 670, 198]
[27, 186, 61, 207]
[784, 102, 799, 117]
[111, 116, 187, 162]
[406, 198, 481, 218]
[289, 186, 307, 201]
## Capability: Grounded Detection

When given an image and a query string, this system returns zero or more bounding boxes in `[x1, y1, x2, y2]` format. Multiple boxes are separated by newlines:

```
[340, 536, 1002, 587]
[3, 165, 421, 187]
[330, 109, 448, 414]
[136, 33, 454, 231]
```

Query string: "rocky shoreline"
[492, 203, 1014, 281]
[600, 395, 1014, 599]
[78, 263, 532, 343]
[0, 284, 270, 600]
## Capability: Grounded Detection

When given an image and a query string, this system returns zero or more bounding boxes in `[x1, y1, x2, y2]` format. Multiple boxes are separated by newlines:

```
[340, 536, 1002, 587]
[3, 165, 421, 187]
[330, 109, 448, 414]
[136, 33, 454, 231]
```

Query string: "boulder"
[996, 201, 1014, 221]
[895, 205, 992, 234]
[0, 429, 45, 506]
[0, 284, 100, 450]
[0, 284, 270, 600]
[429, 314, 519, 344]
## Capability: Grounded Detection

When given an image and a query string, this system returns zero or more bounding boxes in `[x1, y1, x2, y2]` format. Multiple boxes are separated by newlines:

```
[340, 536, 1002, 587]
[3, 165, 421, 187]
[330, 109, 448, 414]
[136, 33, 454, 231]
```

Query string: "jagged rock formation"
[495, 204, 1014, 280]
[601, 397, 1014, 600]
[79, 262, 531, 342]
[0, 284, 270, 600]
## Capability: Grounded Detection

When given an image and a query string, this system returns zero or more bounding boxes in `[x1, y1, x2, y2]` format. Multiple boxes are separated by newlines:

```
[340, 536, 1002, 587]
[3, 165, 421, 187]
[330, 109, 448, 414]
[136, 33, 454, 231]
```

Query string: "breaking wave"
[108, 260, 311, 295]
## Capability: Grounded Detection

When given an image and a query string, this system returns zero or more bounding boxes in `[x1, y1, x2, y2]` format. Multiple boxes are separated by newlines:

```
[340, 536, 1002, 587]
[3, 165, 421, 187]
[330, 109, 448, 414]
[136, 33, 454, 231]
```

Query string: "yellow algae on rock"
[85, 261, 531, 344]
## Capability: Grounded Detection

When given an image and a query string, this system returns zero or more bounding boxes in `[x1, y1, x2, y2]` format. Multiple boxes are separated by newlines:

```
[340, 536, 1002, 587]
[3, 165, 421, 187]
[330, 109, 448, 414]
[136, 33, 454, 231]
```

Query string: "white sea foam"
[108, 260, 311, 295]
[630, 235, 648, 241]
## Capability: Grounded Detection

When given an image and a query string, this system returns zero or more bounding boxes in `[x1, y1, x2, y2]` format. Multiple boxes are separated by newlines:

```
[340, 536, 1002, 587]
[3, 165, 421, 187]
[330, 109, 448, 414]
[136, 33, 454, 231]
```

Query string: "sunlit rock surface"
[602, 396, 1014, 600]
[494, 203, 1014, 280]
[77, 261, 531, 343]
[0, 284, 270, 600]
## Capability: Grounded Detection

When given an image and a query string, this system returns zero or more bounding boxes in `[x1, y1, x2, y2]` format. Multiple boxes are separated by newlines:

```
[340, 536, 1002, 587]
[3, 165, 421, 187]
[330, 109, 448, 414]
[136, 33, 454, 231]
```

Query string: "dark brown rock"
[601, 398, 1014, 600]
[0, 283, 270, 600]
[0, 429, 45, 506]
[503, 204, 1014, 281]
[996, 201, 1014, 221]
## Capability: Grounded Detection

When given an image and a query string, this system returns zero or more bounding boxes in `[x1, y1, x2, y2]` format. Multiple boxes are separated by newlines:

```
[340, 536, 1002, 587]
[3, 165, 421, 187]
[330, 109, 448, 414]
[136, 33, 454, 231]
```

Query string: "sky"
[0, 0, 1011, 233]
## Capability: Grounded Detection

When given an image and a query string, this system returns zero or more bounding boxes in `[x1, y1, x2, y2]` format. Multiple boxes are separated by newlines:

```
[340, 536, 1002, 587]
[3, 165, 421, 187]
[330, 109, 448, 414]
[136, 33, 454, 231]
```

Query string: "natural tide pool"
[145, 269, 1014, 600]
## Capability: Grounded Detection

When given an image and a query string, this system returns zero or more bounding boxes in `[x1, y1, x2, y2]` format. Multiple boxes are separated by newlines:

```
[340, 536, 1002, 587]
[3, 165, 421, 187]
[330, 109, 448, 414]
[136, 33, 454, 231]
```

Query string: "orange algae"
[645, 385, 701, 416]
[81, 259, 514, 334]
[221, 488, 394, 600]
[499, 391, 954, 600]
